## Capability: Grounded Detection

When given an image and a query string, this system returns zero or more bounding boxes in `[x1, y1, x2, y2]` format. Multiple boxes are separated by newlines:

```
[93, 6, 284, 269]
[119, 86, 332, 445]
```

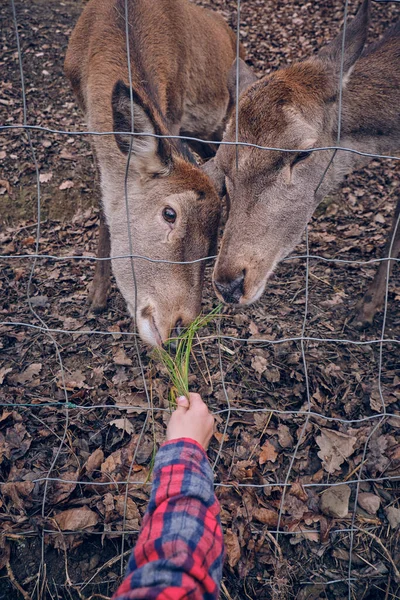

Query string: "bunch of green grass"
[154, 304, 222, 405]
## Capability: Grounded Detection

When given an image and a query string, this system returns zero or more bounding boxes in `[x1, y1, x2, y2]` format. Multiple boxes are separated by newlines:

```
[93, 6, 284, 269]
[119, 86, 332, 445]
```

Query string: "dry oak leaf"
[57, 369, 87, 391]
[54, 507, 98, 531]
[259, 440, 278, 465]
[225, 529, 241, 568]
[316, 429, 356, 474]
[367, 434, 391, 475]
[10, 363, 42, 385]
[110, 418, 134, 436]
[114, 347, 133, 366]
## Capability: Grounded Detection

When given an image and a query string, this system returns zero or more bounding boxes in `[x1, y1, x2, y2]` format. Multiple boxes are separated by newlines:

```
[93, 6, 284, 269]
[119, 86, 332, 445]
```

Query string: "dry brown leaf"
[264, 367, 280, 383]
[0, 537, 10, 572]
[2, 481, 34, 511]
[50, 470, 79, 504]
[101, 436, 138, 478]
[0, 367, 12, 385]
[110, 418, 134, 436]
[366, 434, 391, 475]
[10, 363, 42, 385]
[57, 369, 86, 391]
[115, 496, 140, 520]
[225, 529, 241, 568]
[3, 423, 32, 461]
[59, 179, 74, 190]
[289, 482, 308, 502]
[277, 424, 293, 449]
[251, 355, 267, 375]
[39, 172, 53, 183]
[102, 493, 114, 520]
[114, 347, 133, 366]
[289, 525, 319, 545]
[316, 429, 356, 474]
[259, 440, 278, 465]
[283, 494, 308, 520]
[0, 179, 11, 195]
[54, 507, 98, 531]
[60, 316, 85, 331]
[253, 507, 279, 526]
[85, 448, 104, 475]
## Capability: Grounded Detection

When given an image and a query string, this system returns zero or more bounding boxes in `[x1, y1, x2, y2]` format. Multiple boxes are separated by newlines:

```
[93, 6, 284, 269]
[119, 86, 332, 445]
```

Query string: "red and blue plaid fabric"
[113, 438, 224, 600]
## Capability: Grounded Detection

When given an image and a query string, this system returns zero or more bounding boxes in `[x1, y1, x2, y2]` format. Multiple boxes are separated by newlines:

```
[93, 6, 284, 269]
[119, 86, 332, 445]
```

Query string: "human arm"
[112, 394, 224, 600]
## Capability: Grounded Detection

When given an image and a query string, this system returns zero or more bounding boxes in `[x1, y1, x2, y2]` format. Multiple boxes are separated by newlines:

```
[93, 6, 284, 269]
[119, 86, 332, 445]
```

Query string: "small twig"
[264, 529, 283, 562]
[6, 561, 31, 600]
[356, 527, 400, 583]
[221, 581, 234, 600]
[196, 332, 213, 389]
[248, 413, 272, 461]
[384, 575, 391, 600]
[344, 461, 365, 482]
[80, 549, 131, 591]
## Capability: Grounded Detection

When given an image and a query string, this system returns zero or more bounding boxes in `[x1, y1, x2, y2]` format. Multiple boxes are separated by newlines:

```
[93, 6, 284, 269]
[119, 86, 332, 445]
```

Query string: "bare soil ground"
[0, 1, 399, 599]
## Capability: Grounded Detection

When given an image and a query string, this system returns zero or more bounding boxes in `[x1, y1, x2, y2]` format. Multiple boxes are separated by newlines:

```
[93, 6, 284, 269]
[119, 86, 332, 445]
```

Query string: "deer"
[205, 0, 400, 326]
[65, 0, 243, 346]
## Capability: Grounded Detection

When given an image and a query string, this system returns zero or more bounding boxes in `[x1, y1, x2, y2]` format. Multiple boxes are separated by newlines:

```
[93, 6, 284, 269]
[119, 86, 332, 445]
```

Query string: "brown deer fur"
[65, 0, 242, 345]
[205, 0, 399, 324]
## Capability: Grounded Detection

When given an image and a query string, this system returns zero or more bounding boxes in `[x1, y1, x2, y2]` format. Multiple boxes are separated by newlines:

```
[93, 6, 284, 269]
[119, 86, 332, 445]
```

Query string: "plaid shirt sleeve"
[112, 438, 224, 600]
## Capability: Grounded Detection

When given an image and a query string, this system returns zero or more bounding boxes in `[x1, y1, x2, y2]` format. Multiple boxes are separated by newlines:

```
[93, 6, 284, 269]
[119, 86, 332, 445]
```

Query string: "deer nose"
[214, 273, 245, 304]
[172, 319, 183, 337]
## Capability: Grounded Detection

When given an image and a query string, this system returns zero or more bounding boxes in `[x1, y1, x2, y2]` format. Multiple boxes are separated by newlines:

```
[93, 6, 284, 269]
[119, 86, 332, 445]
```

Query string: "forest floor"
[0, 0, 399, 598]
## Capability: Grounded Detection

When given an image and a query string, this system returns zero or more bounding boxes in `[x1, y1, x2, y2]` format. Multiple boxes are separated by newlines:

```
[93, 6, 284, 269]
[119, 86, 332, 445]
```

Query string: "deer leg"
[354, 196, 400, 325]
[88, 211, 111, 313]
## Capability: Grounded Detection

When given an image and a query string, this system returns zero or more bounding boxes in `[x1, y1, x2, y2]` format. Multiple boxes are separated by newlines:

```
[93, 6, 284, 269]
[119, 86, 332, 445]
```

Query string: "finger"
[175, 395, 190, 411]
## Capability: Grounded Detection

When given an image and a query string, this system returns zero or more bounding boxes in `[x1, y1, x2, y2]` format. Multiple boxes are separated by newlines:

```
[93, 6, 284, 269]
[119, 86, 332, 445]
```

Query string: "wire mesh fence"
[1, 0, 399, 599]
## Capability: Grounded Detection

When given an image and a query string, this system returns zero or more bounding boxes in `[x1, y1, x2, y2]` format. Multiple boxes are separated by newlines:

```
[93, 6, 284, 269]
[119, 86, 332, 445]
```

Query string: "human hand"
[166, 393, 214, 450]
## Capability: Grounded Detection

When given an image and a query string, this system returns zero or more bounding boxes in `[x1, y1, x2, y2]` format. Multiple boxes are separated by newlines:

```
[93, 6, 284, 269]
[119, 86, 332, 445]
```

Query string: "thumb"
[174, 395, 190, 413]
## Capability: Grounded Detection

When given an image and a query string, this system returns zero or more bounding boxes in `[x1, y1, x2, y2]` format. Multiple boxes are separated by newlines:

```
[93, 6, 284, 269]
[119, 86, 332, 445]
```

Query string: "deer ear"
[201, 157, 226, 198]
[318, 0, 369, 79]
[111, 80, 171, 173]
[227, 58, 258, 103]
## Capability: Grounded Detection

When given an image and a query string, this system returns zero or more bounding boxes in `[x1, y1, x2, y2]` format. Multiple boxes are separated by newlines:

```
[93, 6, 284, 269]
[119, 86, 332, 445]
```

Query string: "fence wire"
[1, 0, 399, 599]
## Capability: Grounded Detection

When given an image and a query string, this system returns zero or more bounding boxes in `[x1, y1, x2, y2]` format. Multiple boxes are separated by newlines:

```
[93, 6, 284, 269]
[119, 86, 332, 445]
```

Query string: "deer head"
[103, 81, 221, 345]
[207, 0, 372, 305]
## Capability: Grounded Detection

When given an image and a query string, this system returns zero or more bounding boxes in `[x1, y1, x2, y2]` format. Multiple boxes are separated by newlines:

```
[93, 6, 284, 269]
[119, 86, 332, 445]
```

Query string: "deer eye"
[162, 206, 177, 224]
[292, 150, 312, 166]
